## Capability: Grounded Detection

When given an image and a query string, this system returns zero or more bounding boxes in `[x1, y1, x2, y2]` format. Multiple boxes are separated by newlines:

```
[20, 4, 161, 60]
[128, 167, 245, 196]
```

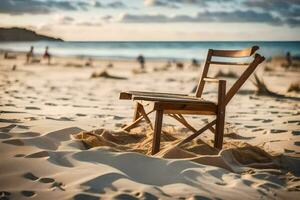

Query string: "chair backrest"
[195, 46, 265, 105]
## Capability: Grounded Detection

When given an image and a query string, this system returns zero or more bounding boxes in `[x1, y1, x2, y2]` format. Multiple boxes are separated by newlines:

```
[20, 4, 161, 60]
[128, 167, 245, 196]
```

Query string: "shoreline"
[2, 41, 300, 61]
[0, 48, 194, 62]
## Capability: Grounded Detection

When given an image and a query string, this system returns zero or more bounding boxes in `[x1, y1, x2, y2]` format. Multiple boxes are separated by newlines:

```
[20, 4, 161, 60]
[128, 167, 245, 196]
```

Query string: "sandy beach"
[0, 51, 300, 200]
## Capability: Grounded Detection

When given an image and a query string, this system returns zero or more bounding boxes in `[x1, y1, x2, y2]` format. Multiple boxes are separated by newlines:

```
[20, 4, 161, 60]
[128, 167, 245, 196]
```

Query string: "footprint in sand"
[46, 116, 74, 121]
[262, 119, 273, 123]
[4, 103, 15, 106]
[270, 129, 287, 134]
[21, 190, 36, 197]
[292, 131, 300, 136]
[15, 154, 26, 157]
[0, 118, 21, 123]
[39, 177, 55, 183]
[23, 172, 39, 181]
[113, 116, 126, 120]
[76, 113, 87, 117]
[25, 106, 41, 110]
[112, 193, 139, 200]
[191, 195, 211, 200]
[73, 193, 99, 200]
[0, 110, 25, 114]
[45, 102, 57, 106]
[287, 120, 300, 124]
[244, 125, 257, 128]
[23, 172, 64, 191]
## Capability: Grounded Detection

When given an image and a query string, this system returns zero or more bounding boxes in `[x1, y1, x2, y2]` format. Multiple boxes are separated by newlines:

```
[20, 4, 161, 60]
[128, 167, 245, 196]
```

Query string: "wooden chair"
[119, 46, 265, 155]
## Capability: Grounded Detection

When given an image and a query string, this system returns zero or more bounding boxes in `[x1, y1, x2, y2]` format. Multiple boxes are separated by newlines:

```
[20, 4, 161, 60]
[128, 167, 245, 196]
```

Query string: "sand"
[0, 52, 300, 199]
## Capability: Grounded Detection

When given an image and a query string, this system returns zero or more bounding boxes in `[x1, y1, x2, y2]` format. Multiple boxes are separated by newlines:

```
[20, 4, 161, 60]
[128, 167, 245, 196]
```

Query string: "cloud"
[244, 0, 300, 16]
[119, 10, 283, 25]
[55, 16, 75, 25]
[144, 0, 179, 8]
[0, 0, 84, 15]
[93, 1, 127, 8]
[144, 0, 229, 8]
[76, 22, 102, 26]
[285, 18, 300, 27]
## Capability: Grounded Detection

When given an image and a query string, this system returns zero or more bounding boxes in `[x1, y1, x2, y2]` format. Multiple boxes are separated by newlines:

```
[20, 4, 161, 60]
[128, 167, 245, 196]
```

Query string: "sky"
[0, 0, 300, 41]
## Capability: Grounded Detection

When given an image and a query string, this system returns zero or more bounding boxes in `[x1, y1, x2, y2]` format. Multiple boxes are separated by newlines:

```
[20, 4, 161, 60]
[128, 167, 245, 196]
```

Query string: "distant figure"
[107, 62, 113, 68]
[137, 54, 145, 70]
[176, 61, 184, 70]
[191, 58, 200, 68]
[26, 46, 34, 63]
[43, 46, 51, 65]
[85, 58, 93, 67]
[286, 51, 292, 68]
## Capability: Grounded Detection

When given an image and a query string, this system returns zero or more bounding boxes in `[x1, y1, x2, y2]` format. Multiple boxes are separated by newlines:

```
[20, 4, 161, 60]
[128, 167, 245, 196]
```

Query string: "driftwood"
[91, 70, 127, 80]
[252, 73, 300, 100]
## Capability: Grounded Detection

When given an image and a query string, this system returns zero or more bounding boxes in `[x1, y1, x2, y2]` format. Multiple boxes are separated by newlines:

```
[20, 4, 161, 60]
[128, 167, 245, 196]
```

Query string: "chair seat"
[132, 95, 217, 115]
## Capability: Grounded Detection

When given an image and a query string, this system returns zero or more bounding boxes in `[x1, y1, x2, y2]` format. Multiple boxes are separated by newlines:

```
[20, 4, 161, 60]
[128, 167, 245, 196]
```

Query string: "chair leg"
[215, 110, 225, 149]
[133, 102, 142, 121]
[125, 103, 143, 131]
[214, 80, 226, 150]
[123, 110, 154, 131]
[152, 109, 163, 155]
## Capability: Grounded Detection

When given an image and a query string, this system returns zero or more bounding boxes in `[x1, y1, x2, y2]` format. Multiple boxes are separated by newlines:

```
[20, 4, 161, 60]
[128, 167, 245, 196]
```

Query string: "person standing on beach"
[26, 46, 34, 63]
[286, 51, 292, 68]
[43, 46, 51, 65]
[137, 54, 145, 70]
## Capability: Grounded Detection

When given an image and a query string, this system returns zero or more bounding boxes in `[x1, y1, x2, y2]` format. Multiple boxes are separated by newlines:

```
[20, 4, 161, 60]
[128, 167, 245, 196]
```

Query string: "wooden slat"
[120, 91, 190, 100]
[153, 101, 216, 113]
[164, 110, 216, 115]
[208, 61, 249, 66]
[132, 95, 212, 104]
[128, 91, 188, 96]
[195, 49, 213, 97]
[211, 46, 259, 58]
[224, 54, 265, 105]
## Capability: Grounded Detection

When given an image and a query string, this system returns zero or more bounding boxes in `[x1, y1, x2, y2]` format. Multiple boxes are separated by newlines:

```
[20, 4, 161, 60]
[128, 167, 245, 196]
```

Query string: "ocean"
[0, 41, 299, 60]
